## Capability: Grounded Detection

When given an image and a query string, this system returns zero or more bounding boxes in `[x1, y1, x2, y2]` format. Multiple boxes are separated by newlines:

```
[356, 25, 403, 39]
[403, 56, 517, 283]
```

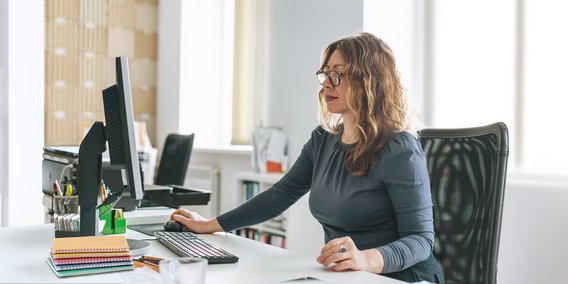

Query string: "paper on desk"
[121, 266, 162, 284]
[280, 277, 331, 283]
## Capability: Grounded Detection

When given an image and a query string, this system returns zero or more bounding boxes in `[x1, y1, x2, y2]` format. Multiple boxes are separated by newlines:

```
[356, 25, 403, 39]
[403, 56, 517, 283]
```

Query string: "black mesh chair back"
[418, 122, 509, 284]
[154, 133, 195, 186]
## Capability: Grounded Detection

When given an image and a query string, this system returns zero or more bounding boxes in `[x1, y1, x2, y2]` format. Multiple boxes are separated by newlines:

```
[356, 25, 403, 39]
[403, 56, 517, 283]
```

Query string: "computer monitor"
[77, 56, 143, 236]
[102, 57, 144, 202]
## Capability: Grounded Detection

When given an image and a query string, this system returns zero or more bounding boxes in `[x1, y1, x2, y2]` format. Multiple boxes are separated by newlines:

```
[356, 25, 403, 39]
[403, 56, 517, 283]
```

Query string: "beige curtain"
[232, 0, 268, 145]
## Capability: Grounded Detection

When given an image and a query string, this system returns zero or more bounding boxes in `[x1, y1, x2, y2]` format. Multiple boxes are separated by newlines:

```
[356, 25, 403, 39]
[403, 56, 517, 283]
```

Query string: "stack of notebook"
[47, 235, 134, 277]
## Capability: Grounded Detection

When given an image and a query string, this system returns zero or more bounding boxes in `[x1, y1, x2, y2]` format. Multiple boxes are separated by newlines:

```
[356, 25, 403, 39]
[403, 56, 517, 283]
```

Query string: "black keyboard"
[155, 231, 239, 264]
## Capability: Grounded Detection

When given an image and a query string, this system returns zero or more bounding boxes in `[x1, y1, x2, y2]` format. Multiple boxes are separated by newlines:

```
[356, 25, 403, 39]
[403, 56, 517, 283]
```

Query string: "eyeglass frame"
[316, 70, 344, 86]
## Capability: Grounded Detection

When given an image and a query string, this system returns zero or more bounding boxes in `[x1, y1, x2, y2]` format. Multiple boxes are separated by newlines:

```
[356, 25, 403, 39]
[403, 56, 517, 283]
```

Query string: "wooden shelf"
[235, 171, 284, 184]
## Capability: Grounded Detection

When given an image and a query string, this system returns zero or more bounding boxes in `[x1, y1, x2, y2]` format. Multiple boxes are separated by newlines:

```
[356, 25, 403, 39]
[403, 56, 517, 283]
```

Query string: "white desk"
[0, 225, 404, 284]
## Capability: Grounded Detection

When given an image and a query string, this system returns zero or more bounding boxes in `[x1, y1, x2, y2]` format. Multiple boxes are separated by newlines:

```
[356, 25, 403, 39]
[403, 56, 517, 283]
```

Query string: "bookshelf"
[234, 171, 286, 248]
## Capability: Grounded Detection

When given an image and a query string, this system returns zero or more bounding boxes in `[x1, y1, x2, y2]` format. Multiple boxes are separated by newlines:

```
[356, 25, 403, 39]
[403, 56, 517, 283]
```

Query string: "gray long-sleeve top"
[217, 126, 434, 273]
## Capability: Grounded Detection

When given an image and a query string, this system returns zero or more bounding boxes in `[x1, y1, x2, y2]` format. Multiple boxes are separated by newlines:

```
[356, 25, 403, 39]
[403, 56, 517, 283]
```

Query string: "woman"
[169, 32, 444, 283]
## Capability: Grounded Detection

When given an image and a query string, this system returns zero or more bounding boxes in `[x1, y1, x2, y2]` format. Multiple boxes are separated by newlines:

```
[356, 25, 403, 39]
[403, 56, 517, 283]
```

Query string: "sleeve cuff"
[215, 213, 232, 232]
[377, 246, 396, 274]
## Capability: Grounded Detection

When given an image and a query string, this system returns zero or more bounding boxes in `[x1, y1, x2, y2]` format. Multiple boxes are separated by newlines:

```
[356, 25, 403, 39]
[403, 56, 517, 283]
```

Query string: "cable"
[59, 164, 74, 185]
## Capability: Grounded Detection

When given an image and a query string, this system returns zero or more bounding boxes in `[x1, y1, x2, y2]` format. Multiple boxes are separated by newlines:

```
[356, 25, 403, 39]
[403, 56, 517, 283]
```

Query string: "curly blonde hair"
[318, 32, 412, 176]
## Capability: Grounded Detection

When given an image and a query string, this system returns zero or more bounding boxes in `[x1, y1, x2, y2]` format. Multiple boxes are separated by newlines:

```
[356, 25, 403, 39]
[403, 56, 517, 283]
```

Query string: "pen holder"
[99, 204, 127, 235]
[53, 195, 80, 238]
[53, 195, 78, 215]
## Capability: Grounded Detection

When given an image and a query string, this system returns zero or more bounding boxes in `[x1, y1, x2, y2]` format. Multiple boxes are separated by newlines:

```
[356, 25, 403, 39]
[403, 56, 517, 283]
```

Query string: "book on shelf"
[270, 235, 286, 248]
[242, 181, 261, 201]
[235, 227, 286, 248]
[263, 219, 285, 231]
[47, 235, 134, 278]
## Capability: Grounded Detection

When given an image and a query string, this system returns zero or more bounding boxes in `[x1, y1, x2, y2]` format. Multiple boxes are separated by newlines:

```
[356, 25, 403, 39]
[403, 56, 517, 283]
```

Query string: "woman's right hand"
[169, 208, 223, 233]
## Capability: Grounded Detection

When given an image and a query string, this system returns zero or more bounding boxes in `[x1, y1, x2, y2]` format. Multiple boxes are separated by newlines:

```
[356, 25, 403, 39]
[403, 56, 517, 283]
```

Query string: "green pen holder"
[99, 204, 127, 235]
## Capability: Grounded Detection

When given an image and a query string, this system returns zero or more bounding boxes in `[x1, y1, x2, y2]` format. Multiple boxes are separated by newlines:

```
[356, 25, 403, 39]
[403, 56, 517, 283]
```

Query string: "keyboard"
[154, 231, 239, 264]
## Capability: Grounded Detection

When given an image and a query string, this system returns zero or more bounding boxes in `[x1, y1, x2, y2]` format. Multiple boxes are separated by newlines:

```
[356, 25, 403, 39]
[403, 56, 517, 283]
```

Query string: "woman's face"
[322, 50, 350, 115]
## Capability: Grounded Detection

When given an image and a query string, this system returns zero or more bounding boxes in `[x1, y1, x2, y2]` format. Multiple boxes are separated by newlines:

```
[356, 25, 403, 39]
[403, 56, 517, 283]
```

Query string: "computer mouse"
[164, 220, 184, 232]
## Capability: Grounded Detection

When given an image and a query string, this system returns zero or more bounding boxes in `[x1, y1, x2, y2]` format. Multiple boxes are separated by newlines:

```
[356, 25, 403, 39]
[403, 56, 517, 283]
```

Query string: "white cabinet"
[234, 171, 286, 248]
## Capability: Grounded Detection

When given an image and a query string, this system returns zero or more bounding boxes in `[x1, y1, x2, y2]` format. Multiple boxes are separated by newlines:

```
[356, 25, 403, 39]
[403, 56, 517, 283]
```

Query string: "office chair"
[154, 133, 195, 186]
[141, 133, 210, 208]
[418, 122, 509, 284]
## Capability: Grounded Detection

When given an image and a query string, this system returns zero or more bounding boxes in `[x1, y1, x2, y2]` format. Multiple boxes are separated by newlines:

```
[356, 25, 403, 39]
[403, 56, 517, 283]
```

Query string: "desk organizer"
[99, 204, 127, 235]
[53, 195, 81, 238]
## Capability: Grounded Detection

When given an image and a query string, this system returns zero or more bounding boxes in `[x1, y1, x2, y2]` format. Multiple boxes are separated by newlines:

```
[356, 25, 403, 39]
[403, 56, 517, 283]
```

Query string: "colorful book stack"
[47, 235, 134, 277]
[235, 227, 286, 248]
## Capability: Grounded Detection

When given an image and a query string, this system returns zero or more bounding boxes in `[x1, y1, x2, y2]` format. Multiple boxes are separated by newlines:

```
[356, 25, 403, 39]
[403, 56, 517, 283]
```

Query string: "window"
[521, 0, 568, 177]
[365, 0, 568, 179]
[178, 0, 234, 147]
[426, 0, 568, 178]
[178, 0, 266, 147]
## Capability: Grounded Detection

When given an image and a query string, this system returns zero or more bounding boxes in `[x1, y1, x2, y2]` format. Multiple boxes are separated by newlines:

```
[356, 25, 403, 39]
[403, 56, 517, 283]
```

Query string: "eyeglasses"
[316, 70, 343, 86]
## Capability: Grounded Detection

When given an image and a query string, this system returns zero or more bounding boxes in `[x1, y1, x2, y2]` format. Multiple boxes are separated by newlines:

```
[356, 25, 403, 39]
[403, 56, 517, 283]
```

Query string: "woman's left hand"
[316, 236, 384, 274]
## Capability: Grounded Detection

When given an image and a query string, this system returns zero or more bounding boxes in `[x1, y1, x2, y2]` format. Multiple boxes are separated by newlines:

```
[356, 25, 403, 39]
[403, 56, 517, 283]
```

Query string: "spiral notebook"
[48, 235, 134, 278]
[52, 255, 133, 265]
[49, 255, 134, 271]
[51, 251, 132, 259]
[47, 256, 134, 278]
[51, 235, 129, 254]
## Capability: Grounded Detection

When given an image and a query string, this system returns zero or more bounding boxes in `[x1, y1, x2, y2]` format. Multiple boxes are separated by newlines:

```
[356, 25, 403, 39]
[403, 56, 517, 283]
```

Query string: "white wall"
[264, 0, 364, 257]
[0, 0, 6, 225]
[364, 0, 425, 129]
[498, 180, 568, 284]
[156, 0, 183, 154]
[190, 149, 252, 214]
[0, 0, 45, 226]
[266, 0, 362, 162]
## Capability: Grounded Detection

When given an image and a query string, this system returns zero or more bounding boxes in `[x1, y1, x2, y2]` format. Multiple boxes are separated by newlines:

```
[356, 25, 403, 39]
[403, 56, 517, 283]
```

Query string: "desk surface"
[0, 224, 404, 284]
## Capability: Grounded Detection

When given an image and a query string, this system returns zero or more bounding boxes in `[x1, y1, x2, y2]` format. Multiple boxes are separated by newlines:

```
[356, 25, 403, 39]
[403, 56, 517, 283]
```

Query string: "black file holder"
[141, 185, 211, 208]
